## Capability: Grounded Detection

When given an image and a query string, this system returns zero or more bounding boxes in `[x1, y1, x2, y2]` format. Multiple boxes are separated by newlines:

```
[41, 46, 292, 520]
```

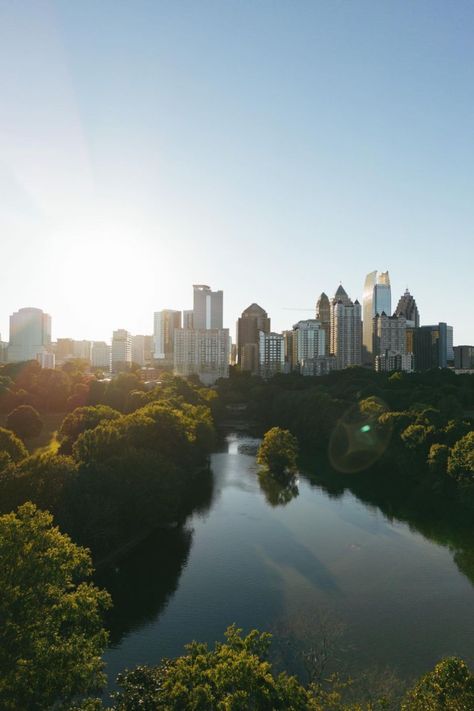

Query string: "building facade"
[153, 310, 182, 367]
[174, 328, 230, 385]
[8, 307, 52, 363]
[111, 329, 132, 372]
[454, 345, 474, 370]
[362, 271, 391, 363]
[237, 303, 270, 373]
[315, 292, 331, 355]
[413, 323, 451, 370]
[91, 341, 111, 370]
[330, 286, 362, 369]
[395, 289, 420, 327]
[193, 285, 223, 330]
[293, 319, 326, 369]
[258, 331, 285, 379]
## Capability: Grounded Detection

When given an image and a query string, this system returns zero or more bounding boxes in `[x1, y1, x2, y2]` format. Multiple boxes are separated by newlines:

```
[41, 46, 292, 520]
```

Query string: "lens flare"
[328, 397, 393, 473]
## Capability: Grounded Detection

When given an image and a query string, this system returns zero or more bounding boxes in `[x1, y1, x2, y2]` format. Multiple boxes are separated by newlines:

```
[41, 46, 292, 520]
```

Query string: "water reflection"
[258, 470, 299, 507]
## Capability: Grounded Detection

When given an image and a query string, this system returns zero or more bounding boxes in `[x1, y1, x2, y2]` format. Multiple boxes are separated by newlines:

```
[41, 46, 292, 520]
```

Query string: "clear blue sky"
[1, 0, 473, 343]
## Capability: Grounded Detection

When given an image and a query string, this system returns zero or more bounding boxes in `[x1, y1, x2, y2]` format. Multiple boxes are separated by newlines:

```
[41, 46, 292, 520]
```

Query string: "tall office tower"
[73, 340, 92, 362]
[193, 284, 223, 329]
[395, 289, 420, 327]
[91, 341, 111, 369]
[8, 307, 52, 363]
[183, 310, 194, 329]
[293, 320, 325, 365]
[413, 323, 451, 370]
[132, 335, 146, 366]
[330, 286, 362, 370]
[0, 338, 7, 363]
[144, 335, 154, 364]
[258, 331, 285, 379]
[153, 310, 181, 367]
[447, 326, 454, 365]
[282, 330, 296, 372]
[111, 329, 132, 373]
[315, 293, 331, 354]
[174, 328, 230, 385]
[454, 346, 474, 370]
[372, 313, 413, 372]
[236, 303, 271, 372]
[362, 271, 391, 363]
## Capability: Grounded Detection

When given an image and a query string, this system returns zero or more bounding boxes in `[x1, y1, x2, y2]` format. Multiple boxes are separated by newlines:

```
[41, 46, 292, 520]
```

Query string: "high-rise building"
[330, 285, 362, 370]
[237, 303, 271, 373]
[193, 285, 223, 329]
[36, 352, 55, 369]
[454, 346, 474, 370]
[8, 307, 52, 363]
[111, 329, 132, 373]
[259, 331, 285, 379]
[132, 335, 146, 366]
[413, 323, 451, 370]
[55, 338, 75, 363]
[293, 320, 326, 368]
[91, 341, 111, 370]
[362, 271, 391, 363]
[372, 312, 413, 372]
[174, 328, 230, 385]
[282, 330, 296, 372]
[72, 340, 92, 362]
[315, 293, 331, 355]
[153, 310, 181, 367]
[183, 310, 194, 329]
[395, 289, 420, 327]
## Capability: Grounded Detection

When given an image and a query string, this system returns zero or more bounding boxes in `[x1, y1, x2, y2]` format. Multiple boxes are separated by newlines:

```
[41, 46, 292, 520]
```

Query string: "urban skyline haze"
[1, 1, 473, 343]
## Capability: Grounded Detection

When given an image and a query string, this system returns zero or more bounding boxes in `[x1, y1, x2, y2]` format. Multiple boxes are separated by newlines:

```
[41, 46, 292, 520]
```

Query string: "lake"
[100, 432, 474, 687]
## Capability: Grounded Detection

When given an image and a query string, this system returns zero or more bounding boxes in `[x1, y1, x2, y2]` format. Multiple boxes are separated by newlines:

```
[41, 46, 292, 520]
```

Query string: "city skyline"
[1, 2, 473, 344]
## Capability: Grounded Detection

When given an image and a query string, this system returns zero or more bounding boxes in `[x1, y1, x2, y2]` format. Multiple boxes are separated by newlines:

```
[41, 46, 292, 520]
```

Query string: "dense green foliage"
[0, 377, 216, 558]
[257, 426, 299, 481]
[6, 404, 43, 439]
[0, 503, 110, 710]
[401, 657, 474, 710]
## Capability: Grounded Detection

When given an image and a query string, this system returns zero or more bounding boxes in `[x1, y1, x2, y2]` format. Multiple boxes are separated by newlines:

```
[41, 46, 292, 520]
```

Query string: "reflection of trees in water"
[96, 467, 215, 645]
[258, 470, 299, 507]
[301, 454, 474, 587]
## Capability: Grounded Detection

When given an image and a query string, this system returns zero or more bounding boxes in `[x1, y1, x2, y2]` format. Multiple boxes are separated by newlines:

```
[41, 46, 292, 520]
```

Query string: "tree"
[112, 625, 315, 710]
[0, 503, 111, 710]
[401, 657, 474, 710]
[6, 405, 43, 440]
[448, 431, 474, 482]
[427, 444, 449, 475]
[257, 427, 299, 481]
[58, 405, 122, 454]
[0, 426, 28, 462]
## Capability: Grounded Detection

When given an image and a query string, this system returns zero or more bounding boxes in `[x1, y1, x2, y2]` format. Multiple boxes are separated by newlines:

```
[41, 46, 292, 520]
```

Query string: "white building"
[91, 341, 111, 370]
[111, 329, 132, 372]
[363, 271, 391, 364]
[8, 307, 52, 363]
[259, 331, 285, 379]
[330, 286, 362, 370]
[293, 320, 326, 369]
[174, 328, 230, 385]
[36, 351, 55, 369]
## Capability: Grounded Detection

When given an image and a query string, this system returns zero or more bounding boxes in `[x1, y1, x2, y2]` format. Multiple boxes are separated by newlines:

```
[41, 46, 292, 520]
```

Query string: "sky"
[1, 0, 473, 344]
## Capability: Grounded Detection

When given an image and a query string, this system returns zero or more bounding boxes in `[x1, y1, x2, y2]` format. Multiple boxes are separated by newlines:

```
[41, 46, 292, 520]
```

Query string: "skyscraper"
[259, 331, 285, 379]
[373, 313, 413, 372]
[174, 328, 230, 385]
[395, 289, 420, 327]
[413, 323, 452, 370]
[237, 303, 270, 372]
[154, 310, 181, 367]
[8, 307, 52, 363]
[330, 285, 362, 369]
[315, 292, 331, 355]
[111, 329, 132, 373]
[193, 285, 223, 329]
[362, 271, 391, 363]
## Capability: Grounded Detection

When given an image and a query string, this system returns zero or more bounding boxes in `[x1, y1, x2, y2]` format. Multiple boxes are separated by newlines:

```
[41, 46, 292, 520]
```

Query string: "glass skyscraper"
[362, 270, 391, 363]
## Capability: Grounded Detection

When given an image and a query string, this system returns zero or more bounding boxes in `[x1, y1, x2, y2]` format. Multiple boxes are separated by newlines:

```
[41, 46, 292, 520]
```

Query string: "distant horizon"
[1, 1, 473, 343]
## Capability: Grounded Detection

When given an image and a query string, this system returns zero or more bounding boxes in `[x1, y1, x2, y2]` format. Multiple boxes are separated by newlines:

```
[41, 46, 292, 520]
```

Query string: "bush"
[448, 432, 474, 482]
[401, 657, 474, 710]
[6, 405, 43, 440]
[427, 444, 449, 475]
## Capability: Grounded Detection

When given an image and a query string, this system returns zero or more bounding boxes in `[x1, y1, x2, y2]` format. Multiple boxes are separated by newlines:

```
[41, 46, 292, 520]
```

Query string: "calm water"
[100, 433, 474, 686]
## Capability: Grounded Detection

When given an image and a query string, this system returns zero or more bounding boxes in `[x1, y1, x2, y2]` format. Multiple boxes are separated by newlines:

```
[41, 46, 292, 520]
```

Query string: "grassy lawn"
[0, 412, 65, 455]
